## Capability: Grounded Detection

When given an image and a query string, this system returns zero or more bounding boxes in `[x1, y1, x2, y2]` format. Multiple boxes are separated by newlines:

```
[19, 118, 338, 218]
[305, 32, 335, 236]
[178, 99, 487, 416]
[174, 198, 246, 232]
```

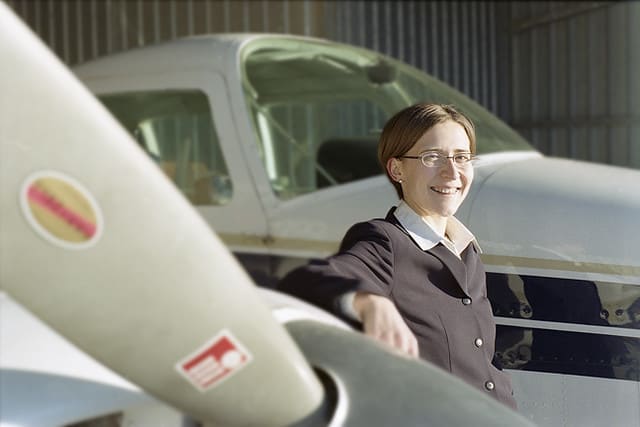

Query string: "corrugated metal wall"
[4, 0, 332, 65]
[5, 0, 639, 169]
[328, 1, 511, 120]
[510, 1, 640, 168]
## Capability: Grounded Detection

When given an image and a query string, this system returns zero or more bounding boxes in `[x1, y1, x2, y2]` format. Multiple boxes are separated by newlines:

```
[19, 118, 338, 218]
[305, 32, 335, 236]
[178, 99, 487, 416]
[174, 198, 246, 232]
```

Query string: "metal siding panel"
[512, 23, 531, 125]
[369, 1, 379, 51]
[242, 0, 250, 32]
[566, 12, 577, 133]
[135, 0, 144, 46]
[429, 1, 439, 77]
[152, 0, 160, 43]
[349, 0, 358, 44]
[531, 21, 547, 123]
[383, 0, 392, 56]
[450, 1, 460, 91]
[396, 1, 405, 62]
[608, 3, 629, 166]
[552, 128, 570, 158]
[609, 127, 628, 167]
[551, 20, 570, 156]
[629, 3, 640, 116]
[123, 0, 138, 50]
[61, 0, 70, 63]
[460, 2, 469, 96]
[479, 2, 489, 110]
[510, 1, 638, 167]
[572, 14, 590, 121]
[74, 0, 84, 63]
[608, 3, 628, 118]
[469, 2, 479, 102]
[407, 1, 416, 67]
[632, 126, 640, 168]
[496, 3, 513, 119]
[417, 1, 427, 72]
[303, 0, 311, 35]
[487, 1, 497, 113]
[590, 126, 609, 164]
[586, 8, 607, 119]
[361, 1, 372, 49]
[287, 0, 305, 37]
[629, 4, 640, 168]
[571, 125, 589, 161]
[440, 1, 450, 81]
[587, 9, 608, 163]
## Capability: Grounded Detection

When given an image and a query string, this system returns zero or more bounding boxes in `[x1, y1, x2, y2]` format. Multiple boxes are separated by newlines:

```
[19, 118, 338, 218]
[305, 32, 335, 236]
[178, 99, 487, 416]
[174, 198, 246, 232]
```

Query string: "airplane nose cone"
[469, 157, 640, 271]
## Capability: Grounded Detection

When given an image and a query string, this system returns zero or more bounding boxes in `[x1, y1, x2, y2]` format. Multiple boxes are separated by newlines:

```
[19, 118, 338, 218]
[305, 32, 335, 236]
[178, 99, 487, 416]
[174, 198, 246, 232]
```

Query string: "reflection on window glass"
[496, 325, 640, 381]
[487, 273, 640, 329]
[252, 100, 385, 198]
[242, 39, 534, 199]
[99, 91, 232, 205]
[490, 273, 640, 381]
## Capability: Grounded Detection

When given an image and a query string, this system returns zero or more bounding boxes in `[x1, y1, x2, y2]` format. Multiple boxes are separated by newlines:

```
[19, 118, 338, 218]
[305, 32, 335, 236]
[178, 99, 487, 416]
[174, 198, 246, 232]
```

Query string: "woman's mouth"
[430, 186, 460, 195]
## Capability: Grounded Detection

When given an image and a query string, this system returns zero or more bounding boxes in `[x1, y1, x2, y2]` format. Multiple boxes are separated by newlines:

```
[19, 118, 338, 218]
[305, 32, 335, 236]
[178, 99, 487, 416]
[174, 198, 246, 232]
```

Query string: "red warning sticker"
[176, 329, 252, 392]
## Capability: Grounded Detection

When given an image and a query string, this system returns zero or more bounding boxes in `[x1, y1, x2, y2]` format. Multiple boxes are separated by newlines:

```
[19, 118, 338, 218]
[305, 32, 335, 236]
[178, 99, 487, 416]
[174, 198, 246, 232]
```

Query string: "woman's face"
[390, 120, 474, 220]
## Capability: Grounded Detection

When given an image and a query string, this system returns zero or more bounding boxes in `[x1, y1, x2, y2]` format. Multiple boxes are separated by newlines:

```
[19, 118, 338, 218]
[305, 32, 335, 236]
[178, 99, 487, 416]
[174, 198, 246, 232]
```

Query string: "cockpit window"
[99, 90, 232, 206]
[241, 38, 534, 200]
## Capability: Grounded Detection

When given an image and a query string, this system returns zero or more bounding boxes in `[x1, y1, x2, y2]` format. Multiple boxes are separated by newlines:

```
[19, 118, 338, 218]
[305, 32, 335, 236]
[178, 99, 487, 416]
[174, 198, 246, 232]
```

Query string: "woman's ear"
[386, 157, 403, 183]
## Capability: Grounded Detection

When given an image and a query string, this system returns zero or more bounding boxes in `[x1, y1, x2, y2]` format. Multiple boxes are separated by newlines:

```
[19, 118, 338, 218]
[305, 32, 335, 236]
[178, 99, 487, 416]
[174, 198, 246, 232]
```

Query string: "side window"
[99, 90, 232, 205]
[251, 100, 386, 199]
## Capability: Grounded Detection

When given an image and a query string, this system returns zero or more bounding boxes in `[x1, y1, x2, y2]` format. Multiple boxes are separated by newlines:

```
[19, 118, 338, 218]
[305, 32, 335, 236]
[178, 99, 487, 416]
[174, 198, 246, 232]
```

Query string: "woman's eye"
[422, 153, 441, 162]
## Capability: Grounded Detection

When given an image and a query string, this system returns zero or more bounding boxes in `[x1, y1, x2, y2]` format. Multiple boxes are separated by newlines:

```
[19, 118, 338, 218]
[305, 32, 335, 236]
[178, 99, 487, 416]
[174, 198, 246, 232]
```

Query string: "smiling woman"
[278, 103, 518, 410]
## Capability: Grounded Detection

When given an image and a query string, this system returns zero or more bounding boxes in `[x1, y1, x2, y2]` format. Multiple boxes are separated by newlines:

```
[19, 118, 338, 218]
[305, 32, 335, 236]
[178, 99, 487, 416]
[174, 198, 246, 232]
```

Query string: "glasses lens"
[420, 152, 442, 167]
[453, 153, 473, 165]
[419, 152, 474, 167]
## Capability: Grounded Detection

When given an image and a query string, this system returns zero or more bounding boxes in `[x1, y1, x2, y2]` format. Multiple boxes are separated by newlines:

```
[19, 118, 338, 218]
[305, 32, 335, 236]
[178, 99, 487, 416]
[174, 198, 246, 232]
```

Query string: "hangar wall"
[509, 1, 640, 168]
[5, 0, 639, 169]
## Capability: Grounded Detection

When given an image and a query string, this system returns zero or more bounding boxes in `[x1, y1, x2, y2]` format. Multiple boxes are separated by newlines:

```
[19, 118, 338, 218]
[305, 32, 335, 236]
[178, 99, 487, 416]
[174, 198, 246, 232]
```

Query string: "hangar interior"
[7, 0, 639, 169]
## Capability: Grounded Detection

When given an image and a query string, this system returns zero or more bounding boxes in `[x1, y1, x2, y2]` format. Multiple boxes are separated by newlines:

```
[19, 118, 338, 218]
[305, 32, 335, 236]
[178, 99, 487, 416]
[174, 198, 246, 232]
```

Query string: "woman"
[278, 103, 516, 409]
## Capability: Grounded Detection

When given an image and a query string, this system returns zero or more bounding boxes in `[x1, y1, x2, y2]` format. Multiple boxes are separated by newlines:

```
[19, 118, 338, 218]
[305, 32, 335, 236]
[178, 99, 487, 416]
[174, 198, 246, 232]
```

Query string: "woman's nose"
[440, 158, 460, 178]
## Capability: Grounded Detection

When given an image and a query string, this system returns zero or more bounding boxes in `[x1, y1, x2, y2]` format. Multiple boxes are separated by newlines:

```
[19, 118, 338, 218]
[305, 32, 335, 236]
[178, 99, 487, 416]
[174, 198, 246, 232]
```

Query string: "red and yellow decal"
[20, 171, 103, 249]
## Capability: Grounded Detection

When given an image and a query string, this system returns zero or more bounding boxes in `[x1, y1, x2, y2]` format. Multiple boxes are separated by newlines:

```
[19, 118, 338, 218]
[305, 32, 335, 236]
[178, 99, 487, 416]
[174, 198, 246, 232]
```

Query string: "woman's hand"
[353, 292, 419, 358]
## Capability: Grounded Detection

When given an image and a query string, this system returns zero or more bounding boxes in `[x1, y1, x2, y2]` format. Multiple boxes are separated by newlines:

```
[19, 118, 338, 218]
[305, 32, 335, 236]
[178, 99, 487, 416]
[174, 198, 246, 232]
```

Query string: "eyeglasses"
[398, 151, 476, 168]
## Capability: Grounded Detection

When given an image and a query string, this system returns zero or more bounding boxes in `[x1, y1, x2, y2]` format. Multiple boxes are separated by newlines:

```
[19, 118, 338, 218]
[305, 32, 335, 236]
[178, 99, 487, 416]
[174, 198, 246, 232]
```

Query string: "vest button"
[485, 381, 495, 391]
[462, 297, 472, 305]
[475, 338, 483, 347]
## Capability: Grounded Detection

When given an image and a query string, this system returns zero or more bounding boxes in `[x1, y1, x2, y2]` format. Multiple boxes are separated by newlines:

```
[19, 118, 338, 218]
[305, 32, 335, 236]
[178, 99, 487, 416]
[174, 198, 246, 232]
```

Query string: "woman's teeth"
[431, 187, 459, 195]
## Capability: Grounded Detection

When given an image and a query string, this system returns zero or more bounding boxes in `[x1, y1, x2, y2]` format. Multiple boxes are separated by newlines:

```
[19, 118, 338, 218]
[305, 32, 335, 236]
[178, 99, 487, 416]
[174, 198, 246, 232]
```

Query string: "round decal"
[20, 171, 103, 249]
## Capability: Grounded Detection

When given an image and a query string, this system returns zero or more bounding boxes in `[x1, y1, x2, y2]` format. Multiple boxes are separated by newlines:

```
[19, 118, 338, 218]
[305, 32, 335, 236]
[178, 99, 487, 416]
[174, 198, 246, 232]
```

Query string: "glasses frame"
[398, 151, 476, 168]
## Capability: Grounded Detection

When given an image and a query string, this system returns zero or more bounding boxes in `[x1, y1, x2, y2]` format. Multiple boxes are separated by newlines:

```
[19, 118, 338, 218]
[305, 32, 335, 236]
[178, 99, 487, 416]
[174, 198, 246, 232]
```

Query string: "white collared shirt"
[393, 200, 481, 258]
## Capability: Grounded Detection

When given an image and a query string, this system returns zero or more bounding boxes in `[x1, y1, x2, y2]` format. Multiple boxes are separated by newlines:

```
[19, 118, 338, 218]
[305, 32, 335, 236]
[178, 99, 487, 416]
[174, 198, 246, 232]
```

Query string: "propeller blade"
[0, 3, 323, 425]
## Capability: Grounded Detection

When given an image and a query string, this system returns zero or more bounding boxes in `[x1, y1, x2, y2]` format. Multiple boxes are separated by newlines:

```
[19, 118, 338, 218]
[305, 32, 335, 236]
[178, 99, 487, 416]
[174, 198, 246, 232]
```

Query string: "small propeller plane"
[2, 1, 639, 426]
[0, 4, 536, 427]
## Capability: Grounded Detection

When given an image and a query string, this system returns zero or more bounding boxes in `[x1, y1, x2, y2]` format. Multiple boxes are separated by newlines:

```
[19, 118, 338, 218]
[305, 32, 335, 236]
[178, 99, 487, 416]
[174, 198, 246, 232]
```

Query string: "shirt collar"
[393, 200, 481, 256]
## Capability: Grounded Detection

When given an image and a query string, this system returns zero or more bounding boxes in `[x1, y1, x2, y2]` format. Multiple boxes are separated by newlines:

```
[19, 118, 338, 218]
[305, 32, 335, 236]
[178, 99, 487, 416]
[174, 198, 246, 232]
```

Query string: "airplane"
[1, 1, 639, 425]
[0, 4, 535, 427]
[69, 22, 640, 427]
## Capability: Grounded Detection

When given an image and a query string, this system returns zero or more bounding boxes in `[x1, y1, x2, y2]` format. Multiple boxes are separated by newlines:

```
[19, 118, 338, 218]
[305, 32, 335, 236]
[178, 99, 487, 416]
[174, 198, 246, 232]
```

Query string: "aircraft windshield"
[241, 38, 534, 200]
